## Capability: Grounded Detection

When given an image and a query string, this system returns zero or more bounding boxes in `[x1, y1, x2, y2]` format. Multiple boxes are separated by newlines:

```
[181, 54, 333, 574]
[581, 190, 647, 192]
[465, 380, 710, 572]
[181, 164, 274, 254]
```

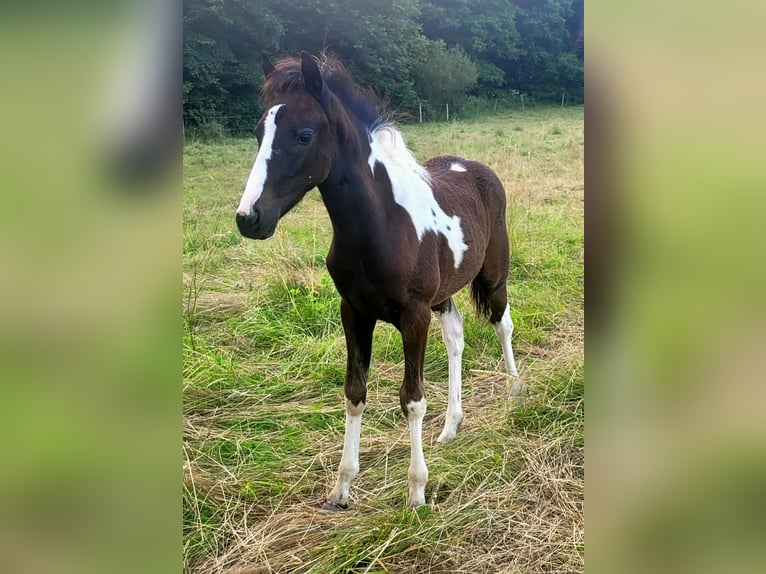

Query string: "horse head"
[236, 52, 335, 239]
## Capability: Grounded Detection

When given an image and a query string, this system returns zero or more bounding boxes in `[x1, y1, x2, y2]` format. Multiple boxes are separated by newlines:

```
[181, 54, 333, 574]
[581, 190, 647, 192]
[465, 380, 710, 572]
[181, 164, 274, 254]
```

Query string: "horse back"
[424, 155, 507, 234]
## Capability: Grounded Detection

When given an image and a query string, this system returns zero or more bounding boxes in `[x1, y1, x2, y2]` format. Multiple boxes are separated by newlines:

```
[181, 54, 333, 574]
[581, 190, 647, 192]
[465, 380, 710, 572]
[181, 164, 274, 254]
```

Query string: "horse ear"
[301, 51, 330, 108]
[261, 52, 275, 77]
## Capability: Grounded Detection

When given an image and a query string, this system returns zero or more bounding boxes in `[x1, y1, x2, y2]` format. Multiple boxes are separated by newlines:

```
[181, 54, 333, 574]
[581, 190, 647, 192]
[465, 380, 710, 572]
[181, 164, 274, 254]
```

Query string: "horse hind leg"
[492, 301, 523, 391]
[472, 275, 523, 395]
[472, 176, 522, 395]
[433, 298, 464, 443]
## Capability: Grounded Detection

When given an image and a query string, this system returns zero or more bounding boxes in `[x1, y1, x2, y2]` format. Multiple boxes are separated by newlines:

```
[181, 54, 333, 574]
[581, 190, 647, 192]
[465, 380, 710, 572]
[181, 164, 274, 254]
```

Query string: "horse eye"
[298, 131, 313, 145]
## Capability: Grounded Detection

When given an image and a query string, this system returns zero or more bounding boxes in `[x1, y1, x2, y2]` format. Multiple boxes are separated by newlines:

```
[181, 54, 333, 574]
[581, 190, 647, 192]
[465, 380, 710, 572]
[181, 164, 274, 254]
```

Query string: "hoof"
[436, 430, 456, 444]
[436, 413, 463, 444]
[321, 500, 348, 512]
[508, 377, 524, 397]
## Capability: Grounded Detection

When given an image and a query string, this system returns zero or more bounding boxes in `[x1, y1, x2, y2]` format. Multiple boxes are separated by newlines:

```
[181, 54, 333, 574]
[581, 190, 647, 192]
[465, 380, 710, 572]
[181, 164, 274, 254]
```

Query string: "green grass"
[183, 106, 583, 573]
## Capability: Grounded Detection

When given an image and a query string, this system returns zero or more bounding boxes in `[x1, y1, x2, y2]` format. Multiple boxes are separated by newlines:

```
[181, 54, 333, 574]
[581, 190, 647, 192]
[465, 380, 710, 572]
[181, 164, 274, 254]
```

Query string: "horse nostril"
[236, 209, 261, 234]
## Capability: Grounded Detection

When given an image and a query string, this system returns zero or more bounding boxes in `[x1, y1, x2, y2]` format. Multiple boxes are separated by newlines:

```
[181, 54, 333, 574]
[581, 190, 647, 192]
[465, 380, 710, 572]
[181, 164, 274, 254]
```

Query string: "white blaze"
[236, 104, 284, 215]
[367, 126, 468, 268]
[449, 163, 467, 172]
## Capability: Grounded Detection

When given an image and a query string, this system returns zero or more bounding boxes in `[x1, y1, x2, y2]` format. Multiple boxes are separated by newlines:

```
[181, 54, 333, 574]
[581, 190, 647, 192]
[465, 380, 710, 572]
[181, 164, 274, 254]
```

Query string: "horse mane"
[262, 53, 388, 133]
[263, 53, 429, 185]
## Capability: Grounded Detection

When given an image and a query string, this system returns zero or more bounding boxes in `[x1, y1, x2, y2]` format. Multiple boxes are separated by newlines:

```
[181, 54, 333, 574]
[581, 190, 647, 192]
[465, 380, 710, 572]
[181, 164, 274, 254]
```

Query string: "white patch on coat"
[368, 126, 468, 268]
[449, 163, 467, 172]
[236, 104, 284, 215]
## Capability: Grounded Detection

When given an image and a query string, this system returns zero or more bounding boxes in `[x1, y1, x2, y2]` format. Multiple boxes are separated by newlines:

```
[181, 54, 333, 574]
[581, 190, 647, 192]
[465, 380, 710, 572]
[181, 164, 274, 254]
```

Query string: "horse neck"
[318, 121, 386, 249]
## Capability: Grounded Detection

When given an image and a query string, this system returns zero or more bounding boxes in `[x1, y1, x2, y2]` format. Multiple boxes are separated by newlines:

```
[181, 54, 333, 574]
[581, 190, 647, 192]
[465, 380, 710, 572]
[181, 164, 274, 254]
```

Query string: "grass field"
[183, 106, 584, 573]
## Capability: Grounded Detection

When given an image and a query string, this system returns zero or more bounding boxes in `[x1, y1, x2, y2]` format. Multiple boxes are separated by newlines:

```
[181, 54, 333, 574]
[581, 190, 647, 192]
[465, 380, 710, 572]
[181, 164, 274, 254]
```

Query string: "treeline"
[183, 0, 583, 135]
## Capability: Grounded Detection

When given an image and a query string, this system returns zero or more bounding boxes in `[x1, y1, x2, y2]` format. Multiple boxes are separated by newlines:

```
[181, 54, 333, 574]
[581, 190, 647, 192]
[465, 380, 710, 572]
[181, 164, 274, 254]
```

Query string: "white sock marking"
[236, 104, 284, 215]
[368, 126, 468, 268]
[326, 399, 364, 507]
[493, 305, 520, 378]
[435, 304, 464, 443]
[406, 398, 428, 507]
[449, 162, 467, 172]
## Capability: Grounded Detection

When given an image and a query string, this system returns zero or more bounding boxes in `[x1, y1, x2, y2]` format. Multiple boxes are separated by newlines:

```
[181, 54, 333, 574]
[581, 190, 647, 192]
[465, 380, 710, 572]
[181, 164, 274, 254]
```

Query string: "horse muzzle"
[236, 209, 276, 240]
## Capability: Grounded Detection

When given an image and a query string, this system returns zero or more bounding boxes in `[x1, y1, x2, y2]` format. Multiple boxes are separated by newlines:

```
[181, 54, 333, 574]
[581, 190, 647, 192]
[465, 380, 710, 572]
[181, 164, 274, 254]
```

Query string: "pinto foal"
[236, 52, 520, 509]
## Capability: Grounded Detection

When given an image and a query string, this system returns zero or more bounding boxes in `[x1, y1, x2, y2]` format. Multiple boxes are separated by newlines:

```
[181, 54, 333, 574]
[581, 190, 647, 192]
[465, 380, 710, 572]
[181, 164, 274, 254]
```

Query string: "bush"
[187, 119, 227, 141]
[414, 41, 478, 109]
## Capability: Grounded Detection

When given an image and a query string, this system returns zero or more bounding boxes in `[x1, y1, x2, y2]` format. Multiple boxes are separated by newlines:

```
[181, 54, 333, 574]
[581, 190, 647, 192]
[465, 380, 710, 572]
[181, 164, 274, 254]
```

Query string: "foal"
[236, 53, 520, 509]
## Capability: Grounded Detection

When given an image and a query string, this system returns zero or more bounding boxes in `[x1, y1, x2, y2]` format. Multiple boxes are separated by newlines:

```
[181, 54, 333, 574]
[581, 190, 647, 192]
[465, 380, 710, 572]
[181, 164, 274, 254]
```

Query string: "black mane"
[263, 54, 385, 132]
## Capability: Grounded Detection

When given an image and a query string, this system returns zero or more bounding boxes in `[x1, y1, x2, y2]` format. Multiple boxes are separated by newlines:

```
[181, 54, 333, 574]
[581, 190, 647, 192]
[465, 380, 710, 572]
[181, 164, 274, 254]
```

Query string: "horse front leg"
[323, 299, 375, 511]
[399, 303, 431, 508]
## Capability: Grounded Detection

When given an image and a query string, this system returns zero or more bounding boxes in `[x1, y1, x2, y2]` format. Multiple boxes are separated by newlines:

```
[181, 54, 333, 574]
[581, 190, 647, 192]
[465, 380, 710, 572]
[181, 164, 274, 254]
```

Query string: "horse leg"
[399, 303, 431, 508]
[323, 299, 375, 511]
[433, 298, 464, 443]
[486, 283, 523, 396]
[475, 217, 522, 387]
[492, 302, 520, 378]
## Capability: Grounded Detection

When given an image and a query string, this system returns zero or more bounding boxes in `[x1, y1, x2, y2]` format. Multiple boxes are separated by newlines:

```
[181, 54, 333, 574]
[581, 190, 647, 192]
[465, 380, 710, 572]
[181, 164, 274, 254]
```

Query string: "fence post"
[446, 103, 449, 122]
[561, 90, 565, 107]
[520, 93, 525, 111]
[419, 104, 422, 123]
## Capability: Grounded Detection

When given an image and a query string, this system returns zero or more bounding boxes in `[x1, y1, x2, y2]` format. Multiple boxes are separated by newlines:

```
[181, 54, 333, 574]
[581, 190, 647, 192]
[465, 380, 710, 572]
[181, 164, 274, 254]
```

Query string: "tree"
[507, 0, 583, 101]
[182, 0, 585, 133]
[418, 0, 520, 94]
[418, 0, 583, 103]
[414, 41, 478, 109]
[183, 0, 282, 134]
[267, 0, 427, 109]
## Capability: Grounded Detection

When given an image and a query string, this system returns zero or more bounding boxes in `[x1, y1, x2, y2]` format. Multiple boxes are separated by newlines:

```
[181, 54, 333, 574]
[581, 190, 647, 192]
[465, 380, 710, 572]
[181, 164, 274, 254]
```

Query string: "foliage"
[183, 0, 584, 132]
[414, 41, 478, 110]
[507, 0, 584, 101]
[183, 0, 283, 134]
[419, 0, 583, 102]
[419, 0, 523, 64]
[475, 59, 507, 96]
[270, 0, 427, 110]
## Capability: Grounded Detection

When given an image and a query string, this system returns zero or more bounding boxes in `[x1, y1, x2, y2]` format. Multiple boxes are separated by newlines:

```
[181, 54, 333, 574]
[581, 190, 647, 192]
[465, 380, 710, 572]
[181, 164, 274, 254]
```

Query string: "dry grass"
[184, 369, 582, 573]
[184, 106, 583, 573]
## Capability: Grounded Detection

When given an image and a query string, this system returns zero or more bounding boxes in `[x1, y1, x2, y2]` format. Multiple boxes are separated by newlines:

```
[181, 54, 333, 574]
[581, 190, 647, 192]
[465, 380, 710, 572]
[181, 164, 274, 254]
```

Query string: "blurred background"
[0, 1, 180, 573]
[0, 1, 764, 573]
[588, 1, 766, 572]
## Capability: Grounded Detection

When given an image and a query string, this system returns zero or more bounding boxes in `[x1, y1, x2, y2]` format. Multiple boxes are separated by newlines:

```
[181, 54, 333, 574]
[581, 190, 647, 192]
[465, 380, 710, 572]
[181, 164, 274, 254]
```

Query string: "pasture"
[183, 106, 584, 573]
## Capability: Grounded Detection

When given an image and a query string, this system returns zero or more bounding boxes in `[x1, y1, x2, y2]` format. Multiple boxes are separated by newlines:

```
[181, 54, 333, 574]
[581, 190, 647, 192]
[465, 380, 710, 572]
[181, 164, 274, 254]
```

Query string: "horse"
[235, 52, 520, 510]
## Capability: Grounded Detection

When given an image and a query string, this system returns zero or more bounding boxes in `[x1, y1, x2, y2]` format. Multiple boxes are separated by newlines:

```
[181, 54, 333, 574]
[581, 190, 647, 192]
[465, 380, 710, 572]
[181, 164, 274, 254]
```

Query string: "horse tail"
[470, 279, 493, 321]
